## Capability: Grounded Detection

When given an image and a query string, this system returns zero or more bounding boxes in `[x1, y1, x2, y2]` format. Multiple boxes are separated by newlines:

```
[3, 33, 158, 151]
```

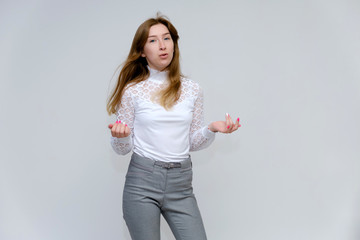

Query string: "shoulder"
[123, 81, 143, 96]
[181, 77, 202, 93]
[181, 77, 203, 97]
[116, 81, 146, 111]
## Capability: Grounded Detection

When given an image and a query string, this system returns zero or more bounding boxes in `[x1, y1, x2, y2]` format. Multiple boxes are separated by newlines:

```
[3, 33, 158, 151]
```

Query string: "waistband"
[131, 152, 192, 170]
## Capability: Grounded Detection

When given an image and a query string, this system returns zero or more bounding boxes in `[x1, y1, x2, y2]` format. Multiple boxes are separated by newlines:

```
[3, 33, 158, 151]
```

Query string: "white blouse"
[110, 67, 215, 162]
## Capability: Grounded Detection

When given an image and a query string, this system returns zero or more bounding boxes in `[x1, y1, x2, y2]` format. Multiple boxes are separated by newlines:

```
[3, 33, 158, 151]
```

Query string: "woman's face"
[141, 23, 174, 71]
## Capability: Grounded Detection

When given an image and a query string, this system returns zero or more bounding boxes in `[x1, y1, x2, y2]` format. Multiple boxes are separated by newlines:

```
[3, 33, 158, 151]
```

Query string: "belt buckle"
[164, 162, 179, 169]
[164, 163, 172, 169]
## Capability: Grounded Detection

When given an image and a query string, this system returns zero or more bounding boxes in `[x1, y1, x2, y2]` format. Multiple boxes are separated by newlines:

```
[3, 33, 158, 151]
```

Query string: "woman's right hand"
[108, 121, 131, 138]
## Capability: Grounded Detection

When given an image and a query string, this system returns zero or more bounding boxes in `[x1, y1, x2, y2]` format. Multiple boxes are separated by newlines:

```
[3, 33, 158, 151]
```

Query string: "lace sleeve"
[189, 84, 215, 151]
[110, 88, 134, 155]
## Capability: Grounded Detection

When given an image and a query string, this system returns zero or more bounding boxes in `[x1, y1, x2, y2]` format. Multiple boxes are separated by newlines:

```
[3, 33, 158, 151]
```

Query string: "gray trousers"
[123, 152, 207, 240]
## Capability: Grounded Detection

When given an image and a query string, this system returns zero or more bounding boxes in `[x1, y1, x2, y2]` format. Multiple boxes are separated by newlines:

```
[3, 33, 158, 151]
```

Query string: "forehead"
[148, 23, 170, 36]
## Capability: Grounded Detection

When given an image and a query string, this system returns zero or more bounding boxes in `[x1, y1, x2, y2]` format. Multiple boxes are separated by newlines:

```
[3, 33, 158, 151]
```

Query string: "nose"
[159, 40, 166, 50]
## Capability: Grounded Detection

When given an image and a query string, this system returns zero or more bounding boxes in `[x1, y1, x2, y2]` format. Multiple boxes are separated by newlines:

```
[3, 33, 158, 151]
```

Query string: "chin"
[160, 63, 171, 70]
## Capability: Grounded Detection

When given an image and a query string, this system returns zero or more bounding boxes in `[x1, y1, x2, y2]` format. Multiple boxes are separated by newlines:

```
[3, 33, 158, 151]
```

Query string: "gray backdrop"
[1, 0, 359, 239]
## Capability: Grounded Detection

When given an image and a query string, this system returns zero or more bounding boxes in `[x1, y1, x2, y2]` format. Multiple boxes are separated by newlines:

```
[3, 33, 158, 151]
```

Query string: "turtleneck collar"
[147, 66, 168, 82]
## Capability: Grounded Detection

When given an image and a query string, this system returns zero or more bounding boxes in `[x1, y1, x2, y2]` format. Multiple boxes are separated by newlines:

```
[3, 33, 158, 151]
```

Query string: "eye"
[149, 39, 156, 43]
[164, 37, 171, 40]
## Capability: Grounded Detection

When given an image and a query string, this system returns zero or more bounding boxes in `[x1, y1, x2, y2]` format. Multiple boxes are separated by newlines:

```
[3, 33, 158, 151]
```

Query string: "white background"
[1, 0, 359, 239]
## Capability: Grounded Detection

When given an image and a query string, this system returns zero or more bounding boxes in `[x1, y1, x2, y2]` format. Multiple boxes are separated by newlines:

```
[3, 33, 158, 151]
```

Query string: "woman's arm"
[189, 86, 216, 151]
[189, 85, 241, 152]
[108, 89, 134, 155]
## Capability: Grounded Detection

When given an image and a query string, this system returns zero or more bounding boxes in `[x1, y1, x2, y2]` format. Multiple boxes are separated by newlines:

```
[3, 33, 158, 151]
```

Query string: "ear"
[141, 52, 146, 57]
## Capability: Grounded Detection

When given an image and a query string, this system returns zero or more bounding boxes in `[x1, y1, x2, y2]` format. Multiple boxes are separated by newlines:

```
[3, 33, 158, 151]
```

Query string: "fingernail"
[237, 118, 240, 122]
[239, 124, 242, 127]
[227, 125, 230, 129]
[116, 121, 119, 123]
[125, 124, 127, 127]
[119, 120, 121, 123]
[226, 113, 229, 117]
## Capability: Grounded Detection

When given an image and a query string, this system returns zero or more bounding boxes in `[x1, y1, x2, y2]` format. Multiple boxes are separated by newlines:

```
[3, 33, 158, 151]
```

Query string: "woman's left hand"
[208, 113, 241, 134]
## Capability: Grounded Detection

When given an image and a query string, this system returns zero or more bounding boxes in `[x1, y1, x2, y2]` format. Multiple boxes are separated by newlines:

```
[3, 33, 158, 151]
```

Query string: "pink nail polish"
[237, 118, 240, 122]
[116, 121, 119, 123]
[239, 124, 242, 127]
[227, 125, 230, 129]
[119, 120, 121, 123]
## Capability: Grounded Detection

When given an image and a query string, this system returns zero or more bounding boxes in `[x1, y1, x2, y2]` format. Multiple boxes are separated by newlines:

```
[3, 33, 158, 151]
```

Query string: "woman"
[107, 14, 240, 240]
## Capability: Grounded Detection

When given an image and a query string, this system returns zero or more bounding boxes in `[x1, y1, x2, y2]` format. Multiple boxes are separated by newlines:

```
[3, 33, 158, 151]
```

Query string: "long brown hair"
[107, 14, 181, 114]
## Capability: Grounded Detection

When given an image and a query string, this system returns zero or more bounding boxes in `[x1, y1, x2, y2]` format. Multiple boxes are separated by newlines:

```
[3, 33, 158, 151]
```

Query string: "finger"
[120, 122, 128, 137]
[111, 123, 118, 137]
[109, 120, 121, 130]
[117, 122, 128, 138]
[124, 124, 131, 137]
[226, 113, 231, 132]
[225, 116, 238, 133]
[227, 113, 235, 133]
[232, 117, 240, 130]
[114, 122, 124, 138]
[228, 114, 234, 130]
[237, 117, 241, 128]
[111, 120, 119, 128]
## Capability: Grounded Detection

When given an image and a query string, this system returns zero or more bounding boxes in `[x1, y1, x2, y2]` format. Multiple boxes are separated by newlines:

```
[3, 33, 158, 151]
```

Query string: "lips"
[159, 53, 168, 59]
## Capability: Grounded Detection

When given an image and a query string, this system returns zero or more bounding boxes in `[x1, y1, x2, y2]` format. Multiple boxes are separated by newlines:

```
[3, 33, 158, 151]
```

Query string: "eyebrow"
[148, 32, 171, 38]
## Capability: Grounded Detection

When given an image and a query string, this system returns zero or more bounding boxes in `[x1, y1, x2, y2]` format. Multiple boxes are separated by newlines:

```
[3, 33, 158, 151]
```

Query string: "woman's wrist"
[208, 123, 217, 133]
